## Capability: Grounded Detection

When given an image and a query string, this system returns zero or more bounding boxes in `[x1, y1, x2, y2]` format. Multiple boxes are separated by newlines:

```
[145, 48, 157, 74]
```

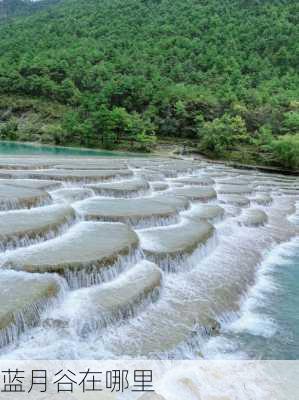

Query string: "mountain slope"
[0, 0, 298, 166]
[0, 0, 35, 19]
[0, 0, 60, 20]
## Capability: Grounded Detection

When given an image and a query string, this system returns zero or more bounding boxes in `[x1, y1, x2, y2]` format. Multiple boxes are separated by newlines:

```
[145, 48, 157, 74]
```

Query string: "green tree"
[199, 114, 249, 156]
[0, 0, 298, 165]
[283, 111, 299, 133]
[0, 119, 18, 140]
[267, 134, 299, 169]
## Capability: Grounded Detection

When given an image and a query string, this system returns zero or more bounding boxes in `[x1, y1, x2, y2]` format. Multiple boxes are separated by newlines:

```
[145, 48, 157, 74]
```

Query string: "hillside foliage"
[0, 0, 298, 165]
[0, 0, 61, 20]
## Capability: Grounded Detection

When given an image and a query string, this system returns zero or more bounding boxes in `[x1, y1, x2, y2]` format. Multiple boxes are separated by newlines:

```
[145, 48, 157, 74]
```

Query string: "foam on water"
[151, 233, 218, 273]
[2, 206, 293, 359]
[203, 235, 299, 359]
[64, 248, 144, 289]
[0, 157, 298, 362]
[46, 286, 162, 339]
[0, 270, 67, 349]
[0, 214, 78, 252]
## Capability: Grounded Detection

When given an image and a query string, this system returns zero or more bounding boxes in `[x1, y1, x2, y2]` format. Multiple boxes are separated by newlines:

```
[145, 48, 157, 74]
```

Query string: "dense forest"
[0, 0, 298, 167]
[0, 0, 61, 20]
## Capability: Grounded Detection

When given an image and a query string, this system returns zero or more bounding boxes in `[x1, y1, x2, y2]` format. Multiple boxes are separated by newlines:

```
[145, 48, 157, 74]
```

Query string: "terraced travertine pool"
[0, 154, 298, 359]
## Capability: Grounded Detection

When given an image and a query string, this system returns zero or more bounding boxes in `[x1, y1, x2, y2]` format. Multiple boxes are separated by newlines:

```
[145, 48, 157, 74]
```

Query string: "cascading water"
[0, 155, 298, 362]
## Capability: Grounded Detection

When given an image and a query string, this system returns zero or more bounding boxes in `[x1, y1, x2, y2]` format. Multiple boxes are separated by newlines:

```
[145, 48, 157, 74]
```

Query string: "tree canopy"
[0, 0, 61, 20]
[0, 0, 298, 165]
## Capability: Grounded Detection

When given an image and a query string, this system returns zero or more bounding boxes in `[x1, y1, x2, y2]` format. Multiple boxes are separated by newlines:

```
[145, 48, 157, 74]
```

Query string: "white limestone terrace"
[74, 197, 179, 227]
[0, 183, 51, 211]
[0, 154, 297, 359]
[0, 168, 134, 182]
[139, 219, 215, 270]
[0, 204, 76, 251]
[0, 178, 62, 191]
[45, 260, 162, 334]
[0, 270, 65, 348]
[86, 178, 150, 198]
[1, 221, 139, 276]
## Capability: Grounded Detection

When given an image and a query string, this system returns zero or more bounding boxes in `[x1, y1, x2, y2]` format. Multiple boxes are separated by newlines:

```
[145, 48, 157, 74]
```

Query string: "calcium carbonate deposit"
[0, 154, 298, 363]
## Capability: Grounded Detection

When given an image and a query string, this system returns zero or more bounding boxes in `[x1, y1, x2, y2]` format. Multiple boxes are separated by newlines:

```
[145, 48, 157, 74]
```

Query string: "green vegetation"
[0, 0, 299, 165]
[0, 0, 31, 19]
[0, 0, 61, 20]
[267, 135, 299, 170]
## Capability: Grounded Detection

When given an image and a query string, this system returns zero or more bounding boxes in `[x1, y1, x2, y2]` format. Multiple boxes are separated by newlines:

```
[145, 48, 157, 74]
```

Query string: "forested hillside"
[0, 0, 33, 19]
[0, 0, 60, 20]
[0, 0, 299, 167]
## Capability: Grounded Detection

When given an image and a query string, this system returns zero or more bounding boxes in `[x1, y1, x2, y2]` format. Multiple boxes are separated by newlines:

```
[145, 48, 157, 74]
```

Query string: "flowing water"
[0, 152, 298, 362]
[203, 235, 299, 360]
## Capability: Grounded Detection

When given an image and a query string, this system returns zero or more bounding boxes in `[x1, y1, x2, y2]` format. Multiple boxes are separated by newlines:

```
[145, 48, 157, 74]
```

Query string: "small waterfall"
[85, 214, 180, 229]
[64, 249, 144, 289]
[0, 215, 78, 252]
[144, 232, 218, 273]
[65, 287, 162, 338]
[0, 156, 298, 361]
[0, 276, 67, 349]
[0, 195, 52, 212]
[89, 188, 151, 199]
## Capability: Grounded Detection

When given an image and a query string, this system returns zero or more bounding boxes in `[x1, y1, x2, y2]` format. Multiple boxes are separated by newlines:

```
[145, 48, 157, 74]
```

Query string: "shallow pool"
[0, 141, 144, 157]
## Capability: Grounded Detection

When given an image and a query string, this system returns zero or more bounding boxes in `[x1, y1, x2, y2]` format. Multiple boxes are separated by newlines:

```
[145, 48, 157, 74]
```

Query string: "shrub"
[283, 111, 299, 133]
[41, 124, 72, 145]
[267, 134, 299, 169]
[0, 119, 18, 140]
[198, 114, 249, 156]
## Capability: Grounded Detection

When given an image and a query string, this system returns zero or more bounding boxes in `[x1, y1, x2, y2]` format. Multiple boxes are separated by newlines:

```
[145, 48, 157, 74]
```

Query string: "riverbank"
[154, 141, 299, 176]
[1, 139, 299, 177]
[196, 156, 299, 176]
[1, 93, 299, 171]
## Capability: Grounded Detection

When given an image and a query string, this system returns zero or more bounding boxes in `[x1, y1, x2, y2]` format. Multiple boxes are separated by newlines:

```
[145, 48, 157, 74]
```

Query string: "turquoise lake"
[0, 141, 143, 157]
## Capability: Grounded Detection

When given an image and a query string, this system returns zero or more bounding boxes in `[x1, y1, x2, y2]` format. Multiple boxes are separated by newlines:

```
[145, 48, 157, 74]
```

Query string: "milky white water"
[0, 155, 298, 363]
